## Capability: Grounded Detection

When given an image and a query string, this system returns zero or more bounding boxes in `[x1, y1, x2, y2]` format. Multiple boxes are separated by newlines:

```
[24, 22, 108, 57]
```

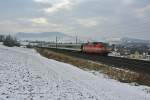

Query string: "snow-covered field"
[0, 45, 150, 100]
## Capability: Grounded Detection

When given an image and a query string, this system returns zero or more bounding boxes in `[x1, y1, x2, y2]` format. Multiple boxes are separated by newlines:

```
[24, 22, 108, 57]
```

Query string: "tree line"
[0, 35, 20, 47]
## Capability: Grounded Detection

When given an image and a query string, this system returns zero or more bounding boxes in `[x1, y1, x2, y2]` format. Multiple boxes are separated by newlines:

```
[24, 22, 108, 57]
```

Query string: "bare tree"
[3, 35, 20, 47]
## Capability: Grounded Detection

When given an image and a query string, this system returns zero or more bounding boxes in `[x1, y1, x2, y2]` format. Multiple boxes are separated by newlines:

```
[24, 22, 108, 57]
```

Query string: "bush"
[0, 35, 5, 42]
[3, 35, 20, 47]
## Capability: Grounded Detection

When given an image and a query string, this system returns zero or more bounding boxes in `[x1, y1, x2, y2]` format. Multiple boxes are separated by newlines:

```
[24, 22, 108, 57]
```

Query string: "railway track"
[39, 47, 150, 74]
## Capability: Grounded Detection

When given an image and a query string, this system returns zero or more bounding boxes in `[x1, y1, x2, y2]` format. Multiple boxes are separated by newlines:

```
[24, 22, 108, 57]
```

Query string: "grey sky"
[0, 0, 150, 40]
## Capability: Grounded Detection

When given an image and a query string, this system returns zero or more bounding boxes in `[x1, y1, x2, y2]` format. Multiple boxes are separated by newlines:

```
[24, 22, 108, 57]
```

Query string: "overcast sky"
[0, 0, 150, 40]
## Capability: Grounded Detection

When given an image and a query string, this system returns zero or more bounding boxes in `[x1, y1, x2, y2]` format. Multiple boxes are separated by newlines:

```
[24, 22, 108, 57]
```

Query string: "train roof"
[83, 42, 105, 44]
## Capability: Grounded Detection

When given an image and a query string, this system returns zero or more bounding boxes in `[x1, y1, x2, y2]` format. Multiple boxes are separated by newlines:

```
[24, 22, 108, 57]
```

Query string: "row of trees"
[0, 35, 20, 47]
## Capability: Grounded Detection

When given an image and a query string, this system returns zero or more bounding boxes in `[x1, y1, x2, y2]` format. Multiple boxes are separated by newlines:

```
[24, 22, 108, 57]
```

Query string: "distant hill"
[107, 37, 150, 45]
[121, 37, 150, 44]
[16, 32, 94, 43]
[16, 32, 75, 43]
[16, 32, 67, 38]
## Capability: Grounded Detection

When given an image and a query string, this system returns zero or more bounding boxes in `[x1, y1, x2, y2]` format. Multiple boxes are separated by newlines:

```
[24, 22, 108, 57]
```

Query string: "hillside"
[16, 32, 73, 42]
[0, 45, 150, 100]
[107, 37, 150, 45]
[16, 32, 95, 43]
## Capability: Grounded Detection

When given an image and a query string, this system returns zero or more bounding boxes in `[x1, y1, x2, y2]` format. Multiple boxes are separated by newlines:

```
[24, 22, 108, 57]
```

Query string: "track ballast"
[39, 47, 150, 74]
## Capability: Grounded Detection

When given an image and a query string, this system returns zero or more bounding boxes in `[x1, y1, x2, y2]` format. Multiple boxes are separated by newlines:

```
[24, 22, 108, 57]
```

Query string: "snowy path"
[0, 45, 150, 100]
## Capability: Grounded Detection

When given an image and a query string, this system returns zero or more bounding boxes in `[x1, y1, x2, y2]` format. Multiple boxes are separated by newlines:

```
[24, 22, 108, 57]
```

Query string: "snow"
[0, 45, 150, 100]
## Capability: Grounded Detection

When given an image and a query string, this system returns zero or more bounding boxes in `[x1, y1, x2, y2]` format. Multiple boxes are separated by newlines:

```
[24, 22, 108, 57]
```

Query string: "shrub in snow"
[0, 35, 5, 42]
[3, 35, 20, 47]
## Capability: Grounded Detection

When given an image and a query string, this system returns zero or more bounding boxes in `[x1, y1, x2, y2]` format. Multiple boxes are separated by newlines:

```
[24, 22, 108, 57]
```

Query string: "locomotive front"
[81, 42, 109, 56]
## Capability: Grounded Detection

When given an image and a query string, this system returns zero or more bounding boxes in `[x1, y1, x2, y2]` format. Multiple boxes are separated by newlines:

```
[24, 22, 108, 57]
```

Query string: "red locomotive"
[81, 42, 109, 56]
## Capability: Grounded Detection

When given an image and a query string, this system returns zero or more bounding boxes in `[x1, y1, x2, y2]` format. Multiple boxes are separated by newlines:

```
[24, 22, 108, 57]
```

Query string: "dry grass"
[36, 48, 150, 86]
